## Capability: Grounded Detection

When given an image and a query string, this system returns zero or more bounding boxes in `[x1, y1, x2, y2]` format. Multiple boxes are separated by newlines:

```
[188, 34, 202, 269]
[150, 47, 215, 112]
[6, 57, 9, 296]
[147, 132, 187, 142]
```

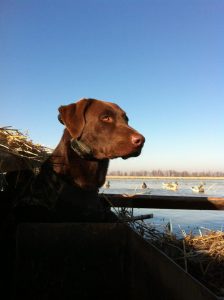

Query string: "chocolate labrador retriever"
[54, 98, 145, 189]
[8, 98, 145, 222]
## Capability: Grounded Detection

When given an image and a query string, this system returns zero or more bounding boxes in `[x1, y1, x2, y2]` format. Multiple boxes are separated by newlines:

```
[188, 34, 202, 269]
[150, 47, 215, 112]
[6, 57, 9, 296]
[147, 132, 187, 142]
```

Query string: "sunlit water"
[100, 178, 224, 235]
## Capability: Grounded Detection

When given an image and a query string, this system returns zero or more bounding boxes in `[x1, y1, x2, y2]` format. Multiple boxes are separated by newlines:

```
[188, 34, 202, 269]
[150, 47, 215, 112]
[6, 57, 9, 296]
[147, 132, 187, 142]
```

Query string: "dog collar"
[70, 138, 93, 159]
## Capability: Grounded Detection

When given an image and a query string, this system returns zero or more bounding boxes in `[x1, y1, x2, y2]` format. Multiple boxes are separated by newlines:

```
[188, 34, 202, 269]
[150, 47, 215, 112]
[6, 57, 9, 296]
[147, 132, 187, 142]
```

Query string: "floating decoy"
[162, 181, 178, 191]
[191, 184, 204, 193]
[105, 181, 110, 188]
[141, 182, 147, 189]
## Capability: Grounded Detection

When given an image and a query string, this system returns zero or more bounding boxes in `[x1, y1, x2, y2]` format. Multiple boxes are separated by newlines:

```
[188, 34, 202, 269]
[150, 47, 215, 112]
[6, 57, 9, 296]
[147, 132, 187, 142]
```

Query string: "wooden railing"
[99, 194, 224, 210]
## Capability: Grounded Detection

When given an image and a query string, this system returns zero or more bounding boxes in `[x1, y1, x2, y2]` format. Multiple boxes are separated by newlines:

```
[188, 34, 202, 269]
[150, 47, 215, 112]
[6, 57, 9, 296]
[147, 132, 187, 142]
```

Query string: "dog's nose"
[131, 134, 145, 147]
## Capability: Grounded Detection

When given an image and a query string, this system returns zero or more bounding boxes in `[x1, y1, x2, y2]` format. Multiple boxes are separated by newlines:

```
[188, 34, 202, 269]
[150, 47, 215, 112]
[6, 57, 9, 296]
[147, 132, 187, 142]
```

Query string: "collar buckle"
[70, 139, 93, 159]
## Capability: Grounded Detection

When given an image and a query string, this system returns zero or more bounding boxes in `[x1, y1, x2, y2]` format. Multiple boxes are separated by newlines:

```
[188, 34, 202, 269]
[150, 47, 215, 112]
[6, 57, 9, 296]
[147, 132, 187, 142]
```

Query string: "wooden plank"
[100, 194, 224, 210]
[14, 223, 218, 300]
[120, 213, 153, 222]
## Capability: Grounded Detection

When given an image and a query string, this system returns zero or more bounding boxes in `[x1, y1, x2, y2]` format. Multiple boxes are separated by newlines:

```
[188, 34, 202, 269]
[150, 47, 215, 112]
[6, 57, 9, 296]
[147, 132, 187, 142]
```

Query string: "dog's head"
[58, 98, 145, 160]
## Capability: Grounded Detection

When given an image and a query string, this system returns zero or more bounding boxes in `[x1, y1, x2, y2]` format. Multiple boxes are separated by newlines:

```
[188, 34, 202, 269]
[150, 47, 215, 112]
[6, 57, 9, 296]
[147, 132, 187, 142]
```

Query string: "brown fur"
[49, 98, 145, 191]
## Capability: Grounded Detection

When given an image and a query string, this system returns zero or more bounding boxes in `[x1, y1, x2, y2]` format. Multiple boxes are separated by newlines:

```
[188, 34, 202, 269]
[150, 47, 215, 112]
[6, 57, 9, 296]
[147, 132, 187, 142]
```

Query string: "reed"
[0, 126, 52, 172]
[131, 218, 224, 297]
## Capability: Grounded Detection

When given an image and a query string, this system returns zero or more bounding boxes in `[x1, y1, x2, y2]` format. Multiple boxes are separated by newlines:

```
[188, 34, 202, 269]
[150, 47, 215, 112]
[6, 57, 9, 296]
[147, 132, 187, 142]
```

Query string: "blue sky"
[1, 0, 224, 172]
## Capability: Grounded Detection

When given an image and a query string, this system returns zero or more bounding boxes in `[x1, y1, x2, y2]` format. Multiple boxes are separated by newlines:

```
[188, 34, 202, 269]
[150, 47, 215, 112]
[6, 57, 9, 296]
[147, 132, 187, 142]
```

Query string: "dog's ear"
[58, 99, 92, 138]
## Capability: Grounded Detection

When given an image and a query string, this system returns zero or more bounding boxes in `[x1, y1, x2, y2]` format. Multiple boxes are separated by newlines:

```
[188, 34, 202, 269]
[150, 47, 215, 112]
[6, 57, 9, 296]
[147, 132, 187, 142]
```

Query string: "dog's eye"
[101, 115, 113, 122]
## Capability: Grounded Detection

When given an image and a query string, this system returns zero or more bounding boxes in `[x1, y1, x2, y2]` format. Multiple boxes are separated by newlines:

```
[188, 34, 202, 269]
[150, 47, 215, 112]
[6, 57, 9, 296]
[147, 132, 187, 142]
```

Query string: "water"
[100, 178, 224, 235]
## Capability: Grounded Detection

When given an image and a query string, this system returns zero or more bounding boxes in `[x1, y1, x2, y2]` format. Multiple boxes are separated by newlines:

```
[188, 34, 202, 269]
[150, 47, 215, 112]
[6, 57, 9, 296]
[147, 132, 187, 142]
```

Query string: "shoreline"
[106, 175, 224, 180]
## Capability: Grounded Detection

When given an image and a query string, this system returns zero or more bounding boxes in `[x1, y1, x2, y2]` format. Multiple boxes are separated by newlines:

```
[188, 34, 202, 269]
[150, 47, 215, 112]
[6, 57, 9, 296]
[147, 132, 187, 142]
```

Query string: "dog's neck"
[47, 130, 109, 191]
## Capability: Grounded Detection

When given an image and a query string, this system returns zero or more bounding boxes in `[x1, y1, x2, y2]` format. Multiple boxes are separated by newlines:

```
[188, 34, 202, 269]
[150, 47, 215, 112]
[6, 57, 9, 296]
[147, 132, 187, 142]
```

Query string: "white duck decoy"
[191, 184, 205, 193]
[162, 181, 178, 191]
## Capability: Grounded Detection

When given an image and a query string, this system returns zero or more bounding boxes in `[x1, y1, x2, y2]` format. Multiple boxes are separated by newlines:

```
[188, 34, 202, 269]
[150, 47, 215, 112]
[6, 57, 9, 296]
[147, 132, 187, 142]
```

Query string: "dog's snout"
[131, 134, 145, 147]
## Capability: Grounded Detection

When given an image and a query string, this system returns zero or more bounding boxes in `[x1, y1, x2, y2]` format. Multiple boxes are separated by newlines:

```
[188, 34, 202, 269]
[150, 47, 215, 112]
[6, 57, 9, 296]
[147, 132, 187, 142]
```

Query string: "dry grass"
[0, 126, 52, 172]
[132, 219, 224, 297]
[183, 230, 224, 295]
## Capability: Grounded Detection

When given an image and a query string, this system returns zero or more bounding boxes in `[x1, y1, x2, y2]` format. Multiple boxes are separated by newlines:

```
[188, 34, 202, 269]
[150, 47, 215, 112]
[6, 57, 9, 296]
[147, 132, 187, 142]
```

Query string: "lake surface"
[100, 178, 224, 235]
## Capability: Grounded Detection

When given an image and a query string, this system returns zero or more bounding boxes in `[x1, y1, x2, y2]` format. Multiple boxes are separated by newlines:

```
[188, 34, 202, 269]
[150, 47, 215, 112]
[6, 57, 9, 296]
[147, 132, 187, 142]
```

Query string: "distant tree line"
[108, 169, 224, 177]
